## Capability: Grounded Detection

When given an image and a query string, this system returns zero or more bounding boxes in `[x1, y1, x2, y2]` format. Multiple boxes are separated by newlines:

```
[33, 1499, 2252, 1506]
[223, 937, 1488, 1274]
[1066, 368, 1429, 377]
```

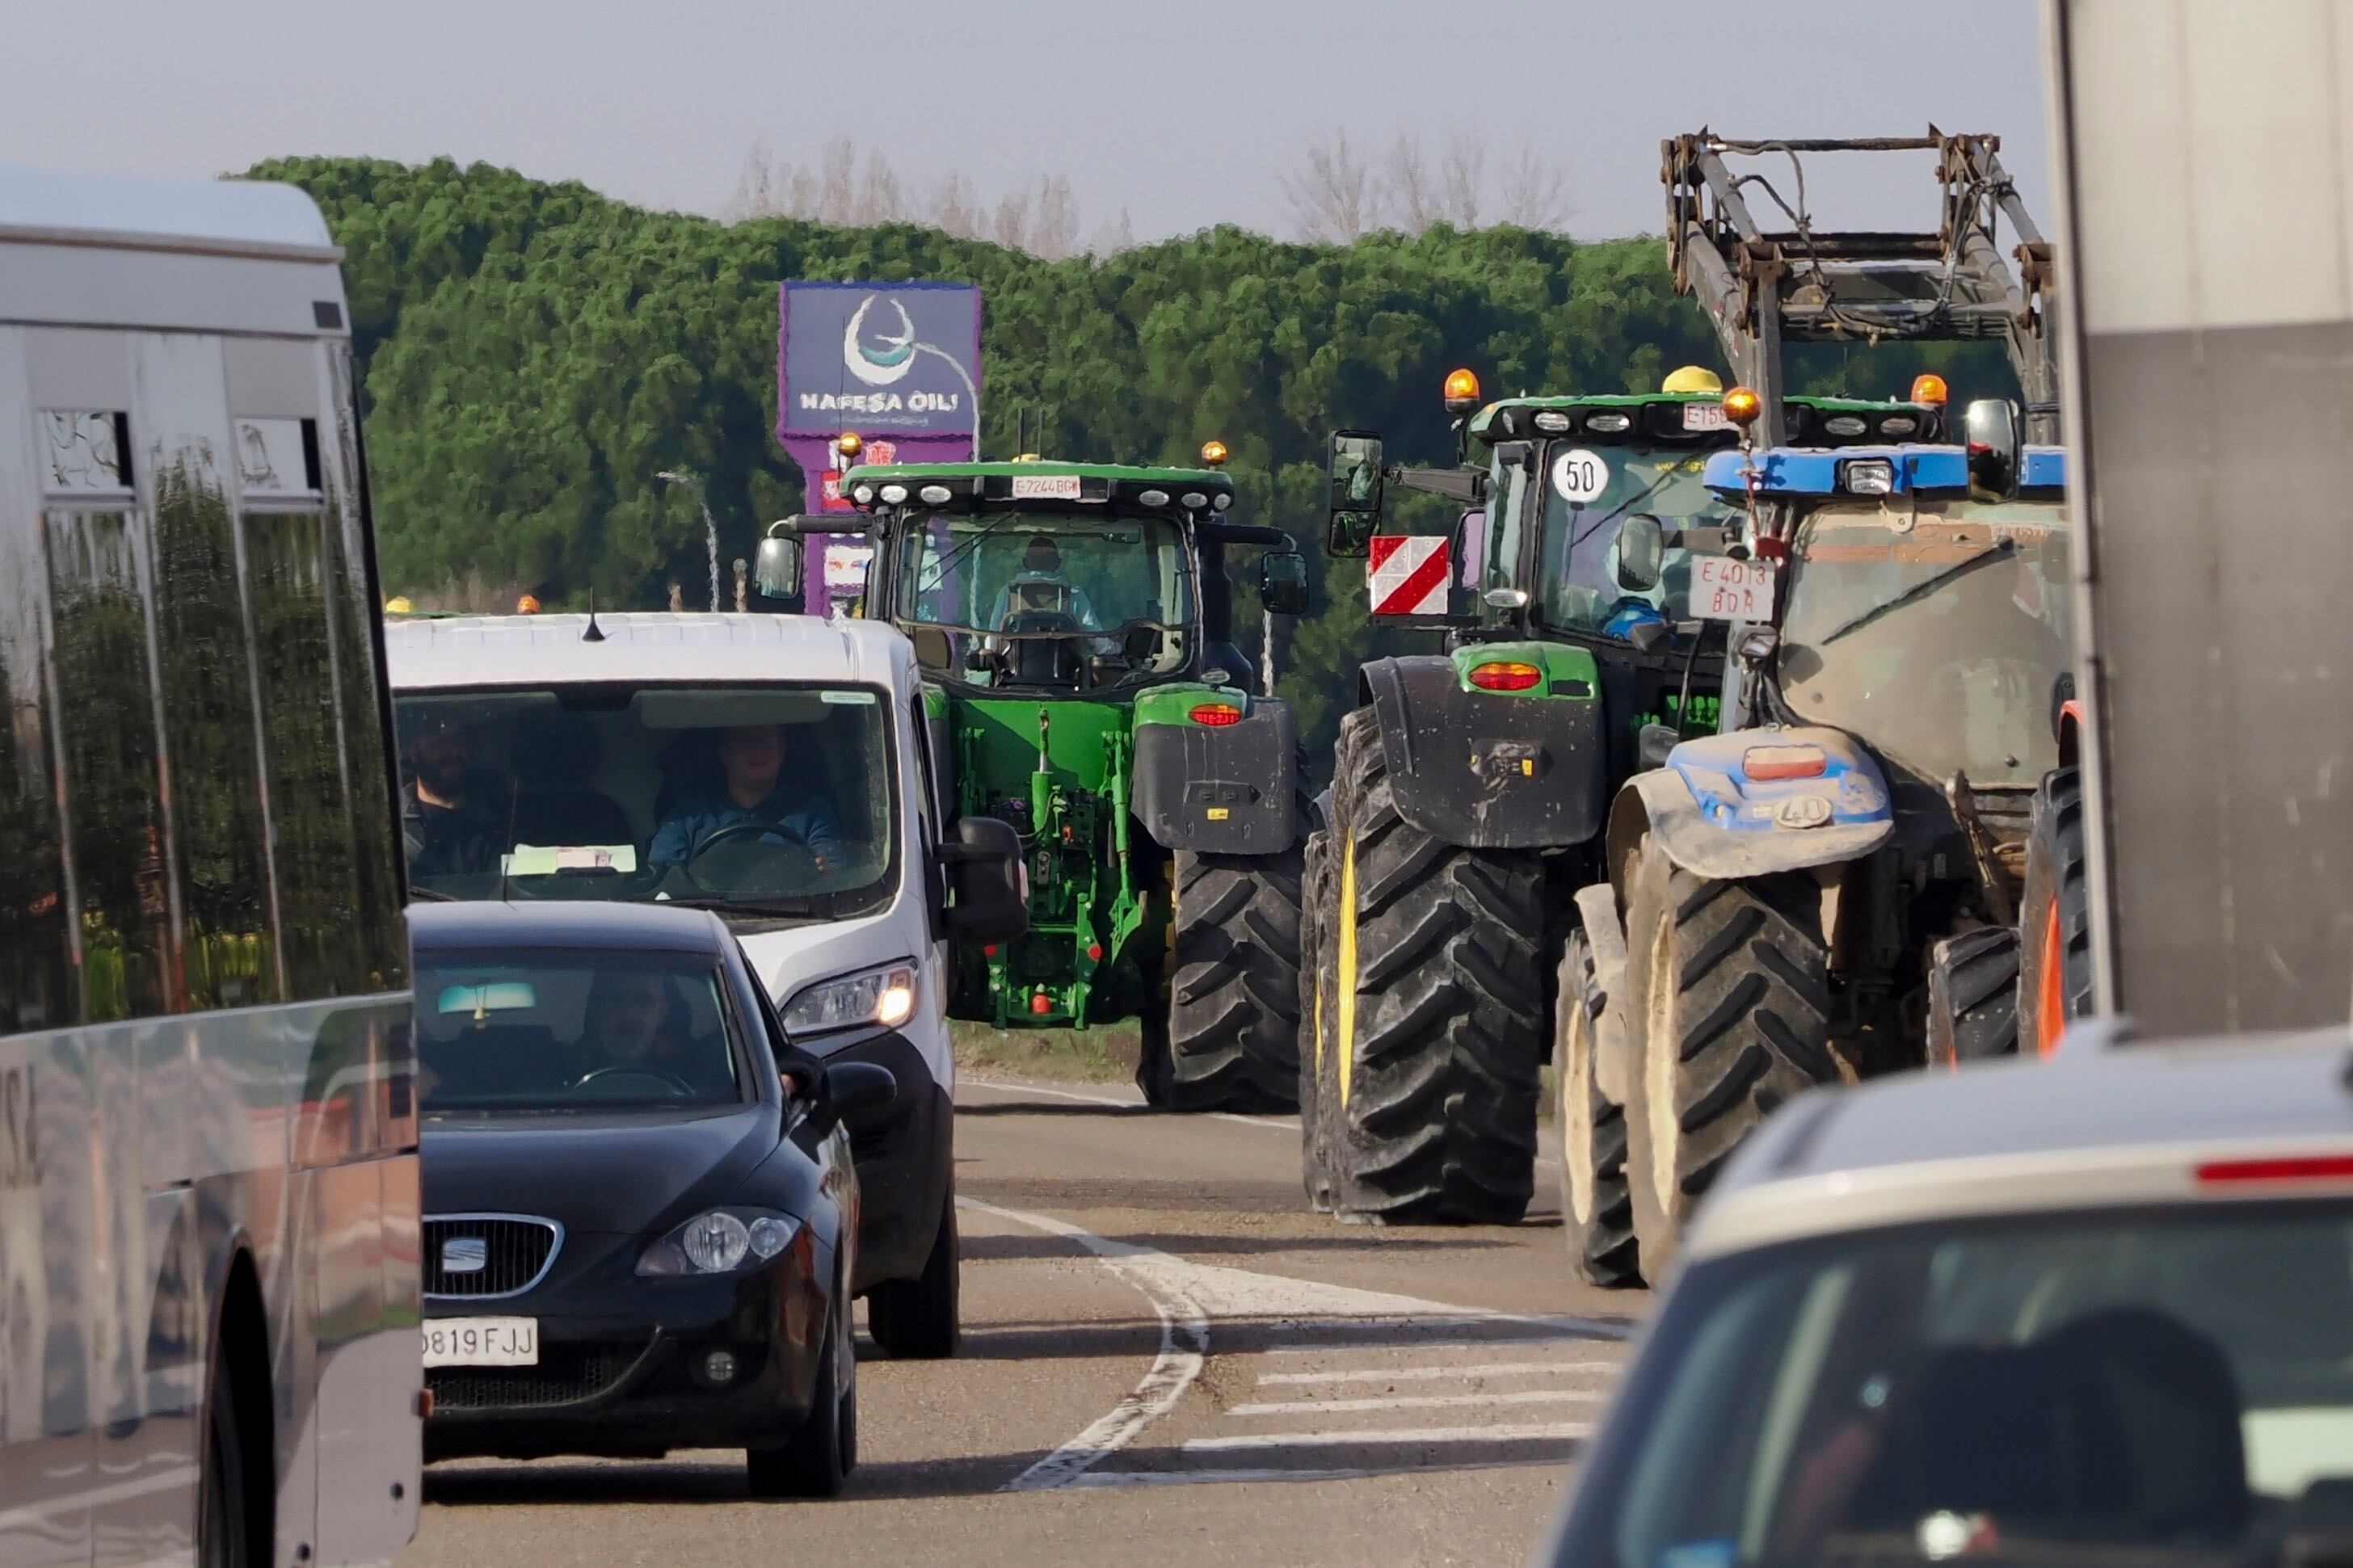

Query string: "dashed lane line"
[1256, 1360, 1612, 1386]
[1182, 1422, 1592, 1454]
[1225, 1389, 1606, 1418]
[959, 1193, 1620, 1491]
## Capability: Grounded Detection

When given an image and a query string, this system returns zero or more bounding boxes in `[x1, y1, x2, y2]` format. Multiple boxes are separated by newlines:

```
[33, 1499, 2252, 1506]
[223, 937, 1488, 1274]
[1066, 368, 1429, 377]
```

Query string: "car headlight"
[781, 961, 918, 1039]
[635, 1209, 801, 1276]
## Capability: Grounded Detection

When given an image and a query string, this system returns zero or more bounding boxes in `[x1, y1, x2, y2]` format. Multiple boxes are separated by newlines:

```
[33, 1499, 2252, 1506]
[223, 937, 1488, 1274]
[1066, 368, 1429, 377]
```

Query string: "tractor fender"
[1618, 726, 1895, 883]
[1573, 881, 1636, 1108]
[1358, 649, 1607, 850]
[1131, 693, 1299, 855]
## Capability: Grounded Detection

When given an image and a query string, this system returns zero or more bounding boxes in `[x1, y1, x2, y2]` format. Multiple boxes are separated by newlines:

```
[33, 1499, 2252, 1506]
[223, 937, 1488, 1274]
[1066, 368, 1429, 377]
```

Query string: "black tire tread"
[2016, 765, 2093, 1053]
[1926, 926, 2022, 1066]
[1556, 929, 1639, 1286]
[1331, 706, 1545, 1225]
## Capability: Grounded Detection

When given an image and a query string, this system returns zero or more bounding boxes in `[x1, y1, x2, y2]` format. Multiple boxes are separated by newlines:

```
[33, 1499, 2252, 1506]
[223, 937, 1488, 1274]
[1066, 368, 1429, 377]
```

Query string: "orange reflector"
[1442, 367, 1482, 410]
[1190, 703, 1244, 726]
[1745, 745, 1827, 780]
[1467, 661, 1543, 692]
[2197, 1154, 2353, 1186]
[1722, 386, 1763, 427]
[1030, 992, 1052, 1016]
[1909, 372, 1949, 406]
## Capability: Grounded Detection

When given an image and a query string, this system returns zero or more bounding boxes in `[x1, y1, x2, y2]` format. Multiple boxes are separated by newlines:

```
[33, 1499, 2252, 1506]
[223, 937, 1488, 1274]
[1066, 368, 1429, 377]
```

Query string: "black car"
[408, 902, 892, 1495]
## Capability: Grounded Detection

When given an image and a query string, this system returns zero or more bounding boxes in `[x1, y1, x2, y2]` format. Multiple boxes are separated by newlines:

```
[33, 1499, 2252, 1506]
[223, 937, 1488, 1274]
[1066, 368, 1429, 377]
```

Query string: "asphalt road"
[407, 1078, 1646, 1567]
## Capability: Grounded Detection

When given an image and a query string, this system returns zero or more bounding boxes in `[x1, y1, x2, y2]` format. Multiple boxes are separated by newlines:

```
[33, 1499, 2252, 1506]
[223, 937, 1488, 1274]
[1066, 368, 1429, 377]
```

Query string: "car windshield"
[415, 949, 744, 1112]
[890, 509, 1196, 688]
[391, 683, 895, 919]
[1551, 1201, 2353, 1567]
[1533, 448, 1739, 637]
[1777, 498, 2073, 787]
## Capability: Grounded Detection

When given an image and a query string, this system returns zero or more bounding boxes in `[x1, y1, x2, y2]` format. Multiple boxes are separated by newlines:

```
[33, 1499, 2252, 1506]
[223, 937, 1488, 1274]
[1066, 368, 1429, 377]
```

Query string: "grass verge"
[951, 1019, 1141, 1085]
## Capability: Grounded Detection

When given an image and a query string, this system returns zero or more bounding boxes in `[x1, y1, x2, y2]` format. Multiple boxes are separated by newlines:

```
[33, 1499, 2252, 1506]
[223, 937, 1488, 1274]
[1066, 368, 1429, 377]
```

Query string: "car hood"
[420, 1103, 779, 1237]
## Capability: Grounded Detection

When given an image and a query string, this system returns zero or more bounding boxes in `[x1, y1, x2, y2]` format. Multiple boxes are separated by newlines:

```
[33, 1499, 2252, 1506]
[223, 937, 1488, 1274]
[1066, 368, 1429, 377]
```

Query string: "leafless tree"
[1437, 128, 1488, 229]
[727, 134, 1105, 256]
[1496, 132, 1574, 231]
[1278, 128, 1383, 243]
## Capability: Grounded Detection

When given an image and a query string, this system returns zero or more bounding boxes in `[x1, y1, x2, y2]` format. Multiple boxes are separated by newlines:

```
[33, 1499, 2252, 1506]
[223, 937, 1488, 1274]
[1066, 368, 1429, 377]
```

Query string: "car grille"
[428, 1343, 641, 1411]
[423, 1214, 560, 1297]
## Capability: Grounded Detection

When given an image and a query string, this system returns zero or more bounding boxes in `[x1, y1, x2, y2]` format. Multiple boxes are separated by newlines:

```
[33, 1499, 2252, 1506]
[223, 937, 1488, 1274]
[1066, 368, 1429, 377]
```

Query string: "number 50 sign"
[1692, 555, 1778, 623]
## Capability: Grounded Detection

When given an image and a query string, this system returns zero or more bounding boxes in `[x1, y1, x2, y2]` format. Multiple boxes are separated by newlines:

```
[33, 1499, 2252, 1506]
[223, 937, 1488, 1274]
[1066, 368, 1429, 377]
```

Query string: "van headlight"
[781, 961, 919, 1040]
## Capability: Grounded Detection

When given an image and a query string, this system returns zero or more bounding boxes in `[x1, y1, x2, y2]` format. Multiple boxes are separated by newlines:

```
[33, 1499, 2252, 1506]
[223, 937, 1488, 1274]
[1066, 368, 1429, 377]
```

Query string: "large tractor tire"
[1621, 840, 1837, 1275]
[2016, 765, 2093, 1057]
[1925, 926, 2021, 1068]
[1153, 843, 1304, 1112]
[1329, 707, 1547, 1225]
[1555, 928, 1640, 1287]
[1298, 823, 1338, 1210]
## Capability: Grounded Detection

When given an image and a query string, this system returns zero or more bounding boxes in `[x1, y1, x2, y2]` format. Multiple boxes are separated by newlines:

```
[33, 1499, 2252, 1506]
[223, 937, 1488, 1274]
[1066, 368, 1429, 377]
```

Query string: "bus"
[0, 167, 419, 1566]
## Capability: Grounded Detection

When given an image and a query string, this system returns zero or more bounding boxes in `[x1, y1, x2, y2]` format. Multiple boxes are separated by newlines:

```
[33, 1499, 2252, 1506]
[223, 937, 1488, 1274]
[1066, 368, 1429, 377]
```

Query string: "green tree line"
[252, 155, 2010, 772]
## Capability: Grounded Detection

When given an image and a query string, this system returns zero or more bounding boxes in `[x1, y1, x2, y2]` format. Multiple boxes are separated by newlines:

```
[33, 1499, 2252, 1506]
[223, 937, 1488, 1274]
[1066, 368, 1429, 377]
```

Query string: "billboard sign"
[778, 281, 981, 443]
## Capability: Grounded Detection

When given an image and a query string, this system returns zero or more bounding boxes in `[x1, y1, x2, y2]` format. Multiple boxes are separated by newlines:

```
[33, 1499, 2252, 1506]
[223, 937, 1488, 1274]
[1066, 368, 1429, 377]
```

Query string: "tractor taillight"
[1745, 744, 1827, 780]
[1190, 703, 1244, 726]
[1030, 992, 1053, 1016]
[1467, 662, 1542, 692]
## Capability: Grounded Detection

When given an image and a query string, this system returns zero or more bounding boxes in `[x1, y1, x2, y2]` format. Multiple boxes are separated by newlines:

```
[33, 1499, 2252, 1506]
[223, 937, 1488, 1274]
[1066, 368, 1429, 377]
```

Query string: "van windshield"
[391, 683, 896, 921]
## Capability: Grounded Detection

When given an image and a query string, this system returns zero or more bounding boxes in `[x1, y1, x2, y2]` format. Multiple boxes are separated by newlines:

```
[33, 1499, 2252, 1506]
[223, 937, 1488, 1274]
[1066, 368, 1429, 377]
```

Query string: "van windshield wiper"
[1816, 539, 2014, 646]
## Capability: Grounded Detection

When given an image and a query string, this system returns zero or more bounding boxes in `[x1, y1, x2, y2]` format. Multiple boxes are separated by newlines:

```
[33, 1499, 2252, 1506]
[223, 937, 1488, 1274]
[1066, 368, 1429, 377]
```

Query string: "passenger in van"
[401, 717, 508, 878]
[648, 723, 843, 870]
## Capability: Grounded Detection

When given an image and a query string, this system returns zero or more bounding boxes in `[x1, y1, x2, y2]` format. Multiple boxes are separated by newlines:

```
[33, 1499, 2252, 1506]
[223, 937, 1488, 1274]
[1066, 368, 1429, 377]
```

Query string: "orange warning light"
[1722, 386, 1764, 427]
[1442, 368, 1482, 413]
[1909, 373, 1949, 406]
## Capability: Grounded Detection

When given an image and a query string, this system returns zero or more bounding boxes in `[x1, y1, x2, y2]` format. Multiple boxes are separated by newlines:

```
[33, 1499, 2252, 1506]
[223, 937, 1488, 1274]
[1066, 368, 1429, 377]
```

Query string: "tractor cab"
[1701, 433, 2072, 801]
[761, 448, 1306, 696]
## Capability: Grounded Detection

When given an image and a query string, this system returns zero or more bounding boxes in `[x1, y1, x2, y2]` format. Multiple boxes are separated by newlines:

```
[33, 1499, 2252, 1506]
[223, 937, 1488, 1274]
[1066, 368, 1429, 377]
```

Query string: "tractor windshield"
[891, 510, 1197, 689]
[1777, 499, 2073, 788]
[1531, 448, 1736, 637]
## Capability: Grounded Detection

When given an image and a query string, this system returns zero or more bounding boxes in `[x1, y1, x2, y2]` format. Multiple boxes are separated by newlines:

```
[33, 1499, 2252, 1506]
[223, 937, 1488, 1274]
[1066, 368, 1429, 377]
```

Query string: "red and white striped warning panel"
[1367, 535, 1450, 616]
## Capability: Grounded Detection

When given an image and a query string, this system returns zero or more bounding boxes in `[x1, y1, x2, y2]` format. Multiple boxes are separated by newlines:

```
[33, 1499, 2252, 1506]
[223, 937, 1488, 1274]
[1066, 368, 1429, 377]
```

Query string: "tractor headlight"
[1840, 459, 1895, 495]
[781, 961, 920, 1040]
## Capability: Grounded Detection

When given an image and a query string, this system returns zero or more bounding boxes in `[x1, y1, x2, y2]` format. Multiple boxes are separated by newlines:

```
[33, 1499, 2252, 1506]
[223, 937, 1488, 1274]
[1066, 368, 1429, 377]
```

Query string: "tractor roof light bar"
[1663, 128, 2060, 446]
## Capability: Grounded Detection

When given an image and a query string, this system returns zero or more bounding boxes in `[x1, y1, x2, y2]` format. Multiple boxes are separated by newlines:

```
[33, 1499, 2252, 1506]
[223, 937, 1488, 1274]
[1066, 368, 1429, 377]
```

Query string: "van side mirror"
[939, 816, 1029, 943]
[1258, 551, 1310, 616]
[1616, 513, 1665, 591]
[755, 523, 806, 599]
[1963, 398, 2022, 502]
[1327, 431, 1386, 559]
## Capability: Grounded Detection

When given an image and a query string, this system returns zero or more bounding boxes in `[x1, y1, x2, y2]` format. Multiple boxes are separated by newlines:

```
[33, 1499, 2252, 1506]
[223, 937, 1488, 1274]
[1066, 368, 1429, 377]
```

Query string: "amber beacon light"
[1442, 368, 1483, 414]
[1721, 386, 1764, 427]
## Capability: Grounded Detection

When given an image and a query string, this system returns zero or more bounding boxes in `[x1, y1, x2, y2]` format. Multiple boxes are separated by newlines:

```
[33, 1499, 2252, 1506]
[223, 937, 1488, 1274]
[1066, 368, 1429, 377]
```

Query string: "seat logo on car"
[442, 1236, 487, 1274]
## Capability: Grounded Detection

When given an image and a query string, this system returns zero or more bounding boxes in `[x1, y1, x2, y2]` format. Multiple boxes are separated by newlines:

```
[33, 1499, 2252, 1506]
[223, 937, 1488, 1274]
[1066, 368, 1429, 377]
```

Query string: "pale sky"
[2, 0, 2051, 242]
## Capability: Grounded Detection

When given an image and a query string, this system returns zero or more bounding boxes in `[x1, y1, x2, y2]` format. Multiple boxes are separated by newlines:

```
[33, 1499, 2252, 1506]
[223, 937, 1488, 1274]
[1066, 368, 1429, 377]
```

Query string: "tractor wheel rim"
[1336, 837, 1360, 1106]
[2036, 899, 2066, 1057]
[1564, 1000, 1595, 1222]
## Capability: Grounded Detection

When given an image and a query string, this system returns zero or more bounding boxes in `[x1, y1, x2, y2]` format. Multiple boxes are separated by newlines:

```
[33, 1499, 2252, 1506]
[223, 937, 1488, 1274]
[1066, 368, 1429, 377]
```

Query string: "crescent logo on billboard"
[844, 294, 919, 387]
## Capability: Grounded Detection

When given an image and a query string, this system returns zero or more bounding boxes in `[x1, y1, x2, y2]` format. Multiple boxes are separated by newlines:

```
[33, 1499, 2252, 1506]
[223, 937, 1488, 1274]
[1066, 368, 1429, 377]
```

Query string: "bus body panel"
[0, 170, 418, 1568]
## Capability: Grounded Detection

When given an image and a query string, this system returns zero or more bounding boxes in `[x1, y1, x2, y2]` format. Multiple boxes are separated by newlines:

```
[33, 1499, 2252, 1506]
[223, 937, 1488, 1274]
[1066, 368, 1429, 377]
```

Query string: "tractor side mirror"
[754, 518, 819, 599]
[1258, 551, 1310, 616]
[1637, 722, 1680, 770]
[939, 816, 1029, 943]
[1326, 431, 1386, 559]
[1616, 513, 1665, 592]
[1963, 398, 2022, 502]
[1454, 508, 1487, 587]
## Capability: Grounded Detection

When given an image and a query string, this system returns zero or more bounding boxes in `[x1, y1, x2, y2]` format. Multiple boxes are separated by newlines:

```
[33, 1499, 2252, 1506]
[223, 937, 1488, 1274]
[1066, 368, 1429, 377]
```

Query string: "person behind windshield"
[570, 969, 733, 1098]
[986, 534, 1101, 630]
[401, 717, 507, 878]
[649, 723, 842, 870]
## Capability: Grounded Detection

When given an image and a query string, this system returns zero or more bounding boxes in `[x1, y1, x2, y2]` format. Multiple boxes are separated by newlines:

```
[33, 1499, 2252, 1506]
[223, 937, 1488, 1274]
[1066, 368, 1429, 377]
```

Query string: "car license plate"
[1692, 555, 1778, 621]
[1682, 401, 1730, 432]
[423, 1317, 539, 1368]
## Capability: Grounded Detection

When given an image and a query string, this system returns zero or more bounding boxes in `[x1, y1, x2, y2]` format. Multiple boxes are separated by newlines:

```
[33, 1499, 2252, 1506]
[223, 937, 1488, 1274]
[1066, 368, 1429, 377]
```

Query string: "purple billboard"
[778, 280, 981, 614]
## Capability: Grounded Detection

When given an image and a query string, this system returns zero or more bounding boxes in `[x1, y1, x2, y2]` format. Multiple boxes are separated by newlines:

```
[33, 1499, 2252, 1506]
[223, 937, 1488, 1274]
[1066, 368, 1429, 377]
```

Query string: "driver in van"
[648, 723, 843, 870]
[401, 715, 507, 878]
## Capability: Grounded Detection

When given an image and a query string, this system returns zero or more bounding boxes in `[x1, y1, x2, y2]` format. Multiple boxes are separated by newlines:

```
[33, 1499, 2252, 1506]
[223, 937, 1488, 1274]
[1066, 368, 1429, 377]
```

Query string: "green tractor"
[757, 446, 1313, 1111]
[1303, 367, 1941, 1229]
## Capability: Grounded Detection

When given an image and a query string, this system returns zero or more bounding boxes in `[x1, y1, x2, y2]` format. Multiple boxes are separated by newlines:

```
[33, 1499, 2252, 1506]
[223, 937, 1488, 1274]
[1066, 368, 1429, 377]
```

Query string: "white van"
[382, 611, 1023, 1356]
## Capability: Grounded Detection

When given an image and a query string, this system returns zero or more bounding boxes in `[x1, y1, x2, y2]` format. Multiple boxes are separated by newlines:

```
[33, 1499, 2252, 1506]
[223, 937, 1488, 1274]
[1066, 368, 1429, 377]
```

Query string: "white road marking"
[1225, 1388, 1606, 1417]
[1063, 1460, 1531, 1489]
[1182, 1421, 1590, 1453]
[962, 1193, 1622, 1490]
[962, 1196, 1210, 1492]
[1261, 1316, 1631, 1351]
[1256, 1359, 1614, 1386]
